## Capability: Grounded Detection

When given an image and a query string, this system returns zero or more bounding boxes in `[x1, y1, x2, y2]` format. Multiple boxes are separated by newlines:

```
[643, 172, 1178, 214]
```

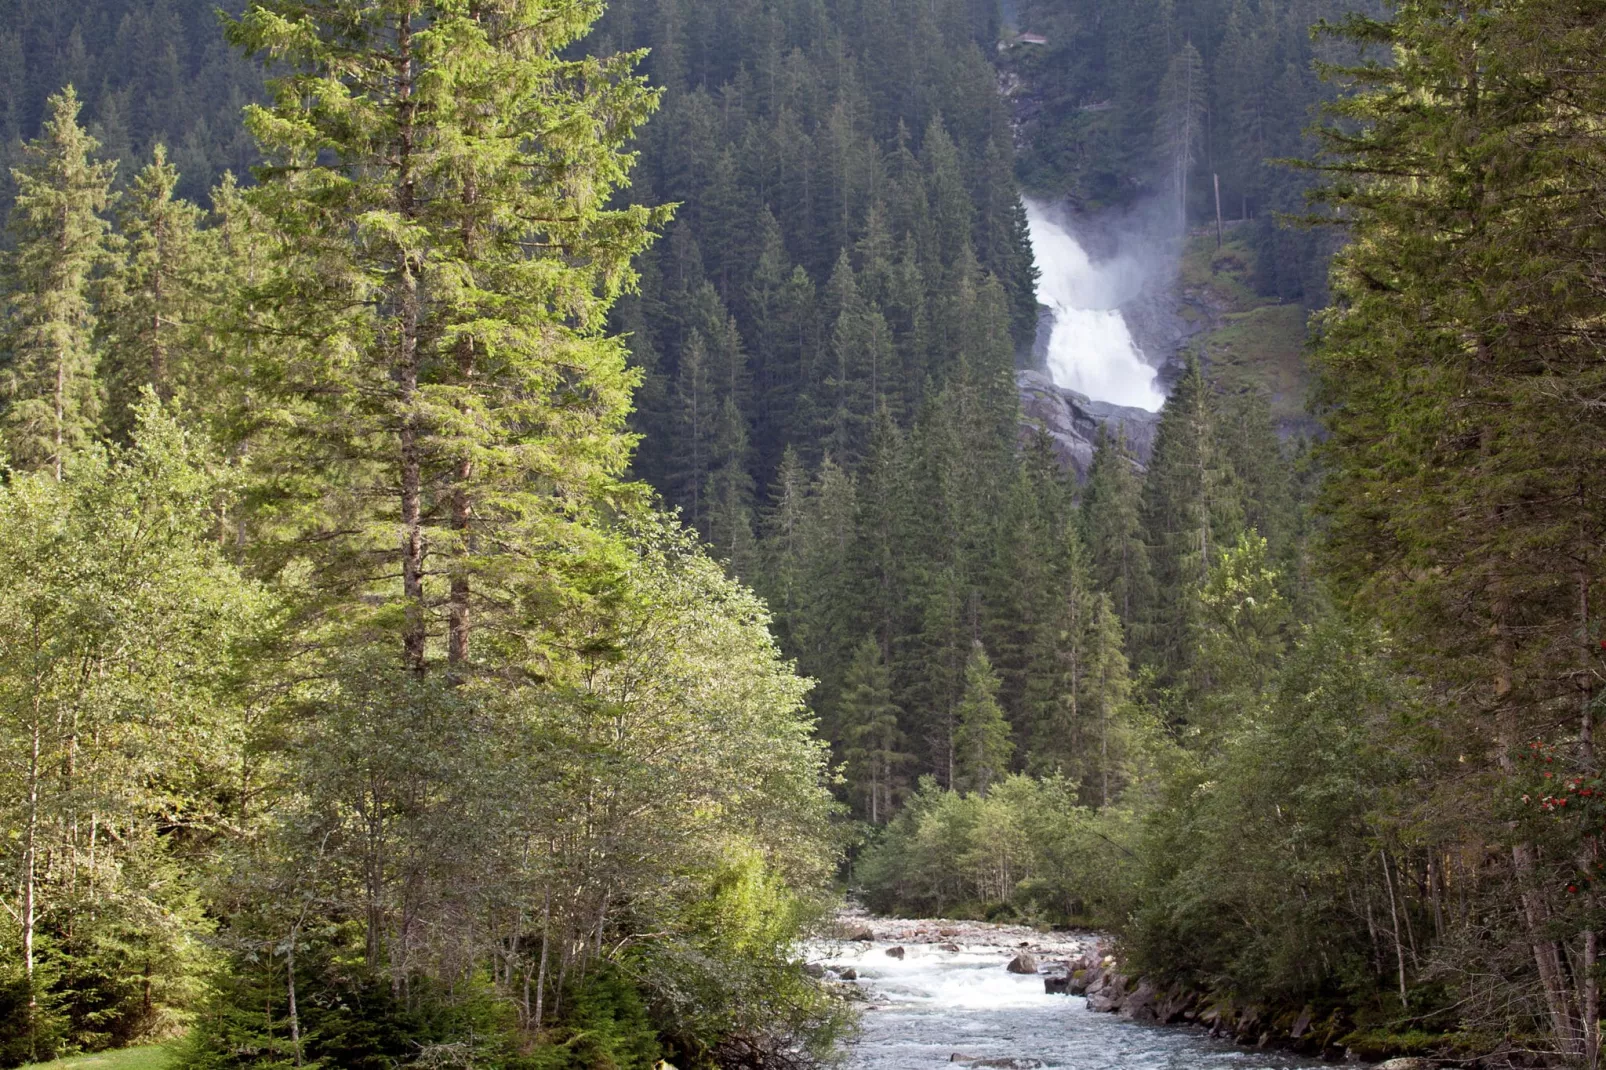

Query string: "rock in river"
[886, 946, 905, 959]
[1006, 952, 1038, 974]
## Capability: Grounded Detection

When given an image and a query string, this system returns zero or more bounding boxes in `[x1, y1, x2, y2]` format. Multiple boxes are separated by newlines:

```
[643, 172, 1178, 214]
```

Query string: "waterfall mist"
[1024, 199, 1167, 412]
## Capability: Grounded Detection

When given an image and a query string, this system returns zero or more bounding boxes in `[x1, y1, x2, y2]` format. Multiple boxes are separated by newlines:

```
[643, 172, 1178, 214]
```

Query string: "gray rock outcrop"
[1017, 369, 1160, 479]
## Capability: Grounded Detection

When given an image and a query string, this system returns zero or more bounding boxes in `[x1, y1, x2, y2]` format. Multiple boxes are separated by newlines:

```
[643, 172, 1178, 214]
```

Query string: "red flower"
[1570, 885, 1580, 894]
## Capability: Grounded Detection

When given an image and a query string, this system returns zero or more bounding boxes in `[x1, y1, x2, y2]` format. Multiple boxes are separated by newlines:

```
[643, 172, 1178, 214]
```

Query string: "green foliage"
[1306, 0, 1606, 1055]
[954, 645, 1013, 796]
[0, 89, 115, 478]
[225, 0, 671, 673]
[856, 775, 1138, 925]
[0, 0, 262, 202]
[98, 146, 223, 440]
[533, 968, 660, 1070]
[631, 849, 851, 1069]
[0, 5, 850, 1070]
[13, 1045, 171, 1070]
[1124, 621, 1410, 1001]
[1007, 0, 1346, 304]
[840, 638, 905, 825]
[0, 402, 271, 1062]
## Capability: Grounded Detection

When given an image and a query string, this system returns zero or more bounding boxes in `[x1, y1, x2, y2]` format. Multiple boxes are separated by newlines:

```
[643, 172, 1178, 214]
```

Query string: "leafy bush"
[856, 776, 1137, 925]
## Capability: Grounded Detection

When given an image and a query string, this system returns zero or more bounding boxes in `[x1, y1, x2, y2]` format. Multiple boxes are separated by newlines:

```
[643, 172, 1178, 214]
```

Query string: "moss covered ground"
[1179, 229, 1313, 429]
[18, 1046, 172, 1070]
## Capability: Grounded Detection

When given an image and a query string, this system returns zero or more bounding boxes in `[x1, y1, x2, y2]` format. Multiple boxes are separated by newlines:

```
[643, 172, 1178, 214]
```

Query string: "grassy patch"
[19, 1045, 173, 1070]
[1179, 229, 1269, 315]
[1189, 304, 1311, 425]
[1176, 229, 1315, 427]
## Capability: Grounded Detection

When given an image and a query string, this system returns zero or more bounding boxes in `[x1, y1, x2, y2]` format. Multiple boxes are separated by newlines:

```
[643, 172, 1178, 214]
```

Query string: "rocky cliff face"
[1016, 369, 1160, 479]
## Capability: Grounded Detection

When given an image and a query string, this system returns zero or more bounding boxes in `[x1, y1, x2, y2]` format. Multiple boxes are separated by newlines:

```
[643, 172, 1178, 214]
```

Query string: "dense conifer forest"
[0, 0, 1604, 1067]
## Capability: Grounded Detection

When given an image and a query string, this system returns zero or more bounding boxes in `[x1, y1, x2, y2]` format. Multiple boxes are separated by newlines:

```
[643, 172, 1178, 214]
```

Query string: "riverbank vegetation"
[857, 2, 1606, 1065]
[0, 1, 845, 1067]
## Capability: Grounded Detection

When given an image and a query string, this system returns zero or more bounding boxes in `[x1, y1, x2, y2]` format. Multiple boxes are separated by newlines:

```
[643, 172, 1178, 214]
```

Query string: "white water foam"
[817, 939, 1327, 1070]
[1024, 200, 1166, 412]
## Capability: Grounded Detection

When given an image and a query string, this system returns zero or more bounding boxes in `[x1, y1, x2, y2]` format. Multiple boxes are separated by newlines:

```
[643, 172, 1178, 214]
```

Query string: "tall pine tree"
[1, 88, 115, 479]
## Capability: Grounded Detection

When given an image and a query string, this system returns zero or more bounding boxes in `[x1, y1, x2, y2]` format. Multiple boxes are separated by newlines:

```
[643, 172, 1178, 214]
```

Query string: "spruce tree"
[1021, 528, 1095, 782]
[1084, 593, 1134, 807]
[954, 641, 1012, 796]
[1139, 356, 1241, 684]
[100, 145, 219, 438]
[840, 637, 905, 824]
[0, 88, 115, 479]
[973, 137, 1040, 345]
[792, 456, 864, 737]
[923, 118, 974, 269]
[705, 395, 757, 577]
[229, 0, 668, 673]
[757, 445, 809, 643]
[671, 329, 715, 528]
[1218, 386, 1296, 564]
[1083, 427, 1153, 641]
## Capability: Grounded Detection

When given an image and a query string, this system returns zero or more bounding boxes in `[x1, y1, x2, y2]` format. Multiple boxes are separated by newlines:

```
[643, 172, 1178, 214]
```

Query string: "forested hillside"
[853, 2, 1606, 1067]
[0, 0, 261, 205]
[1005, 0, 1368, 305]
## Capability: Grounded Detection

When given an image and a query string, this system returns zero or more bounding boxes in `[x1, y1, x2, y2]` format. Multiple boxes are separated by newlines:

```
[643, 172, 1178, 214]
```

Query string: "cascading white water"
[819, 931, 1324, 1070]
[1024, 200, 1166, 412]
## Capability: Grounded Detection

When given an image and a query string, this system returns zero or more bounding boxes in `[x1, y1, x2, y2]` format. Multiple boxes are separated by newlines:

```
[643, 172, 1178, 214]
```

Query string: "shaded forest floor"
[18, 1047, 171, 1070]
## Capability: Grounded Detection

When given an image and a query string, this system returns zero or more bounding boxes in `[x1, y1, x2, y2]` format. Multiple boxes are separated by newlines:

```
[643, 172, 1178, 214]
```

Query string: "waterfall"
[1024, 200, 1166, 412]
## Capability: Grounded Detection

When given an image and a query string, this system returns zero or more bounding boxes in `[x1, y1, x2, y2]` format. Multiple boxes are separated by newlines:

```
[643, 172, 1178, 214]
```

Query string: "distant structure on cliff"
[999, 32, 1049, 50]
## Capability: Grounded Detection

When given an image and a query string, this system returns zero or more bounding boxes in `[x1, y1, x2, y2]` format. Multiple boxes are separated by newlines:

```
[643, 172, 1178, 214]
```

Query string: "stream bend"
[816, 920, 1326, 1070]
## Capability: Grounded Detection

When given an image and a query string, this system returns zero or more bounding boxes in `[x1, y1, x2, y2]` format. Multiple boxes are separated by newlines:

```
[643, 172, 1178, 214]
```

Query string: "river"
[817, 919, 1328, 1070]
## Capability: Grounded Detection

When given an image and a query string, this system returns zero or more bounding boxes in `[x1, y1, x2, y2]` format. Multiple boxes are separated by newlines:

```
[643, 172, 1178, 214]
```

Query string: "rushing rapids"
[815, 920, 1324, 1070]
[1023, 200, 1167, 412]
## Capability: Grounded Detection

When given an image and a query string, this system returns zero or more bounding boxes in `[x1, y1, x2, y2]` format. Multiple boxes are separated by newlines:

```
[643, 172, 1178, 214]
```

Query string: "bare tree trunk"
[394, 2, 426, 674]
[1493, 583, 1582, 1054]
[1578, 529, 1599, 1067]
[1428, 853, 1446, 941]
[1213, 172, 1223, 248]
[1381, 852, 1408, 1007]
[533, 887, 551, 1029]
[22, 696, 41, 990]
[53, 346, 64, 482]
[286, 926, 303, 1067]
[447, 176, 478, 672]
